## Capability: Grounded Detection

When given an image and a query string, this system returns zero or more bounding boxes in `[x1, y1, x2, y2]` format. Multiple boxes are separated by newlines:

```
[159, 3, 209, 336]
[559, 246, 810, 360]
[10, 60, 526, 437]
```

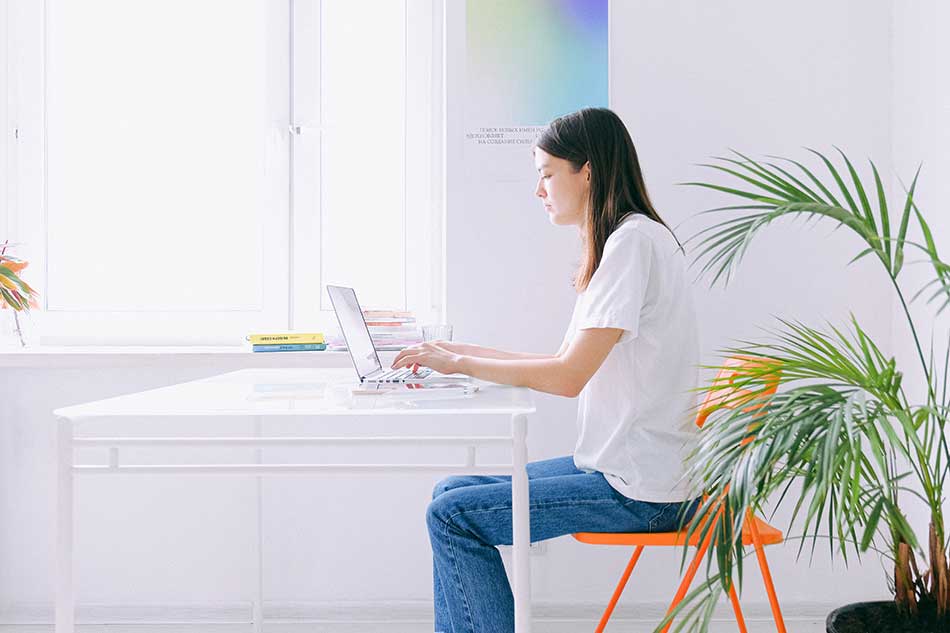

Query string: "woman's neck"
[578, 219, 588, 239]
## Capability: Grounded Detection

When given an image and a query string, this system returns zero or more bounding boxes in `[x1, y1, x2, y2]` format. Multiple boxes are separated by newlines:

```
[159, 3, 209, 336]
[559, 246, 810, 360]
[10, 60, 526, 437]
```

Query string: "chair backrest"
[688, 355, 781, 528]
[694, 355, 781, 431]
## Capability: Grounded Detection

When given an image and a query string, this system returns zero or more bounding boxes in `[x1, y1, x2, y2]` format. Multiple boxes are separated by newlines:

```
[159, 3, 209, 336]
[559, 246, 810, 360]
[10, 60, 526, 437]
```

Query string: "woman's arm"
[391, 328, 621, 398]
[440, 341, 558, 361]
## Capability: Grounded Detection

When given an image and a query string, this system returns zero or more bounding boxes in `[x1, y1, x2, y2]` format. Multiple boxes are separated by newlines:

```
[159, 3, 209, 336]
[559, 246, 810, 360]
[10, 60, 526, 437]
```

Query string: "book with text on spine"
[247, 332, 325, 345]
[252, 343, 328, 352]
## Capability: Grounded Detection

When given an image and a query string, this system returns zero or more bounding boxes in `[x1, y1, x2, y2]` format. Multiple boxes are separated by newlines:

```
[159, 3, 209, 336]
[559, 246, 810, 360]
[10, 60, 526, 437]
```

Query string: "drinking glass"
[421, 324, 453, 342]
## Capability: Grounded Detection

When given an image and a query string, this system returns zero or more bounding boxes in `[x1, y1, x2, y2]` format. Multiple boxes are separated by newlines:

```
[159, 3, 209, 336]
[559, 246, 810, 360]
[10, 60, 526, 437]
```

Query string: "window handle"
[289, 124, 321, 136]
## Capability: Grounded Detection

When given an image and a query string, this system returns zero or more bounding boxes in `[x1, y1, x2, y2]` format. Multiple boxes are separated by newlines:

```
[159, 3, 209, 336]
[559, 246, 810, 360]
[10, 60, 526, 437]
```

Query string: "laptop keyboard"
[374, 367, 434, 382]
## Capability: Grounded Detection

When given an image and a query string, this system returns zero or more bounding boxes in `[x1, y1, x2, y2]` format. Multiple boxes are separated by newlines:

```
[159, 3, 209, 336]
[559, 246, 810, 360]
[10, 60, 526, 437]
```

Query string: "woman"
[391, 107, 701, 633]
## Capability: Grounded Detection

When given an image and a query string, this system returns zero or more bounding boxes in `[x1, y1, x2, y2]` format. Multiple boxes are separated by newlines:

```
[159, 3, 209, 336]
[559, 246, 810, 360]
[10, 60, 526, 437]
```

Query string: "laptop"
[327, 285, 471, 384]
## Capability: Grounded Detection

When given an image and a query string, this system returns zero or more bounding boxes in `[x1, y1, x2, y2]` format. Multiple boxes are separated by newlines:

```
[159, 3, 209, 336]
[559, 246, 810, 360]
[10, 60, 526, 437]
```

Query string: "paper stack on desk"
[327, 308, 423, 351]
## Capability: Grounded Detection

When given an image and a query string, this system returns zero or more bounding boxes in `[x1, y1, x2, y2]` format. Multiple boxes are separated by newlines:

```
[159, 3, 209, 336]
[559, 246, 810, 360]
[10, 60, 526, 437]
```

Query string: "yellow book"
[247, 332, 325, 345]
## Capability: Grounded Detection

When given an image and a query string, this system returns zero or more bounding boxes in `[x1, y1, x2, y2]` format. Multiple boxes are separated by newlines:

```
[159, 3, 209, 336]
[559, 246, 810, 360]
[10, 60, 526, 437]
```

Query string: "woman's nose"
[535, 179, 546, 198]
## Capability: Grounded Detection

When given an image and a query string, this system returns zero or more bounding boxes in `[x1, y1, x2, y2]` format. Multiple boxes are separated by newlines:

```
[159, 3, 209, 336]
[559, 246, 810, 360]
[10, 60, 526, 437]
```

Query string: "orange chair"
[573, 356, 787, 633]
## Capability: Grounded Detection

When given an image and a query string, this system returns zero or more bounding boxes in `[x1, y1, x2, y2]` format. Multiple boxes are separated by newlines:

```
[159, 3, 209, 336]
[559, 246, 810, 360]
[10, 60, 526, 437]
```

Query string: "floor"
[0, 620, 826, 633]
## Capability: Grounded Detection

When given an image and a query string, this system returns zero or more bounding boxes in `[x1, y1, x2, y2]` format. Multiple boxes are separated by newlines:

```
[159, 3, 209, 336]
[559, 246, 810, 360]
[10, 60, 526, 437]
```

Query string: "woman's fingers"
[392, 348, 420, 367]
[394, 344, 425, 363]
[392, 352, 425, 370]
[392, 343, 433, 369]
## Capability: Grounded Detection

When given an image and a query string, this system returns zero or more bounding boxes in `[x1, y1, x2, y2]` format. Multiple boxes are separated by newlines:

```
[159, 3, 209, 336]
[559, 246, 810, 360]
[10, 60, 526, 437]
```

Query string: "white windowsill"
[0, 345, 399, 369]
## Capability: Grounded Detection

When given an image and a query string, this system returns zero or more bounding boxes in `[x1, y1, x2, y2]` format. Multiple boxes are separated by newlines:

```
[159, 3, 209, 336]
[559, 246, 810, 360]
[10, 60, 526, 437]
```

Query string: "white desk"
[53, 368, 537, 633]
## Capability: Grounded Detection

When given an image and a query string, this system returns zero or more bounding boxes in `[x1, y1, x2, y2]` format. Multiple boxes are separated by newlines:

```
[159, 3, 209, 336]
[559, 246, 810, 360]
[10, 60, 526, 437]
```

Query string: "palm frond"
[682, 149, 939, 289]
[651, 574, 724, 633]
[688, 383, 916, 586]
[683, 318, 933, 607]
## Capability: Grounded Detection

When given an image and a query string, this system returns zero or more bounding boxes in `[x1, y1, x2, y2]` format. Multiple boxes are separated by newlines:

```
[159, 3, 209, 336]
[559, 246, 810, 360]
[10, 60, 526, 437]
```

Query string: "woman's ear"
[584, 161, 591, 182]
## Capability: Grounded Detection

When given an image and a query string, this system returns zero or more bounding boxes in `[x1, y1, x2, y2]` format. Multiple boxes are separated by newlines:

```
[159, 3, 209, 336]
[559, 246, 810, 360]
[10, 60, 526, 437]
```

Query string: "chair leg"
[594, 545, 644, 633]
[727, 583, 748, 633]
[748, 515, 787, 633]
[660, 531, 714, 633]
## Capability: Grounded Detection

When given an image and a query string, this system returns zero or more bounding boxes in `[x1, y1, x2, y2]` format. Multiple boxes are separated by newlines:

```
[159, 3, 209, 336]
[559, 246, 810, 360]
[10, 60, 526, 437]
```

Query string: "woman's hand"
[391, 341, 465, 375]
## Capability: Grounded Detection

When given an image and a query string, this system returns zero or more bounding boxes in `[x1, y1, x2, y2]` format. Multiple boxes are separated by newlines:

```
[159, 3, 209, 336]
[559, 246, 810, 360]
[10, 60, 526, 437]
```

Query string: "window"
[7, 0, 443, 344]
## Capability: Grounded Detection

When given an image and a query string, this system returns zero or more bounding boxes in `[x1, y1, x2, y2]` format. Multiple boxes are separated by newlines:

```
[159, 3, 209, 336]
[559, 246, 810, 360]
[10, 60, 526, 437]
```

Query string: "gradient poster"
[464, 0, 608, 154]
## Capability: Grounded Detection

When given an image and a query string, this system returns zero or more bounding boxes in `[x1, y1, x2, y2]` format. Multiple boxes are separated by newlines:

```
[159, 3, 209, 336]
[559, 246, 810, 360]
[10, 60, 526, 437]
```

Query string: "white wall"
[891, 2, 950, 400]
[890, 0, 950, 563]
[0, 0, 926, 621]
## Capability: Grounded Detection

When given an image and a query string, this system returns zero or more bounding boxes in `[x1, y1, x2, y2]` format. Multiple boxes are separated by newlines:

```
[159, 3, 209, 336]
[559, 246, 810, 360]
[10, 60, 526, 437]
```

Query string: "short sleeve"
[560, 296, 582, 348]
[575, 228, 652, 344]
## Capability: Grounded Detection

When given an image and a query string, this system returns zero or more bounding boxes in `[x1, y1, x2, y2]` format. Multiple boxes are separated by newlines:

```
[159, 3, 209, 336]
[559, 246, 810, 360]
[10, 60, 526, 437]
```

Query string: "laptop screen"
[327, 285, 382, 379]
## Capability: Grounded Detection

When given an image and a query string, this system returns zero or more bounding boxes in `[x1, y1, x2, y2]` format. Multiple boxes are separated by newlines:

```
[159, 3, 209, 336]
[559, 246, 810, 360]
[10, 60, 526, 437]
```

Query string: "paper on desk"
[350, 382, 479, 398]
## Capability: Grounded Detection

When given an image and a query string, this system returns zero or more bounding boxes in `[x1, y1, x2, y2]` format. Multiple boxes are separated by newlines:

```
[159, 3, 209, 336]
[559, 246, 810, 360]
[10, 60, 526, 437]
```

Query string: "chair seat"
[572, 515, 783, 547]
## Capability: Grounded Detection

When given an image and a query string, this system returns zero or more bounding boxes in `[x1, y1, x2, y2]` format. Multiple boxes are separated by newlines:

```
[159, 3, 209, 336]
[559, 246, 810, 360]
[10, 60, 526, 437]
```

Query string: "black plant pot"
[826, 600, 950, 632]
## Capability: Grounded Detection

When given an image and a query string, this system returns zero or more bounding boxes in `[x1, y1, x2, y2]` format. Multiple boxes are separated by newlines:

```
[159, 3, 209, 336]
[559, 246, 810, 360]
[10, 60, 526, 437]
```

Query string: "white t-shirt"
[562, 213, 700, 502]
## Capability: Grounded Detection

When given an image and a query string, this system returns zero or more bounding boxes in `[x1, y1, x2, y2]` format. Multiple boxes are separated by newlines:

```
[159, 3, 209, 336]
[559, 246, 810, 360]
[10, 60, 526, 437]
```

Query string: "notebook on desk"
[327, 285, 474, 386]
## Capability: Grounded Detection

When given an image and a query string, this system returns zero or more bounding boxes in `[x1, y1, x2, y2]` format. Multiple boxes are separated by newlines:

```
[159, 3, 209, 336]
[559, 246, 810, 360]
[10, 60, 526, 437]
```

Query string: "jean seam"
[440, 514, 477, 633]
[446, 498, 620, 526]
[648, 502, 675, 531]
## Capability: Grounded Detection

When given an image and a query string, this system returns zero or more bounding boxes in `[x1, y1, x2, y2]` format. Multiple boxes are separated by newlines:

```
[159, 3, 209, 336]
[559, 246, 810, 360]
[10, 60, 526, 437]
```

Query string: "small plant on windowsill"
[0, 240, 40, 347]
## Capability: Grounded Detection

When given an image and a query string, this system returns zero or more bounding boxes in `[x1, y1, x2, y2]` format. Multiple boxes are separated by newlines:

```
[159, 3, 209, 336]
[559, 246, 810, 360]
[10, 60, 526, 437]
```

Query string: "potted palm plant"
[666, 149, 950, 632]
[0, 240, 39, 346]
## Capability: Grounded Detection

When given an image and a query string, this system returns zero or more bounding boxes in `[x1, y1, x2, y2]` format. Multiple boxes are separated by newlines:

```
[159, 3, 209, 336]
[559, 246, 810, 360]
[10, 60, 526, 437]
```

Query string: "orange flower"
[1, 260, 27, 275]
[0, 258, 38, 311]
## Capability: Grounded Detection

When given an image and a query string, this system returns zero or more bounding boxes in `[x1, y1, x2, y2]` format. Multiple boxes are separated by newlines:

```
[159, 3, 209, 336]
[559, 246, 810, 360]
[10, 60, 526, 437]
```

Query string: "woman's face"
[533, 147, 590, 228]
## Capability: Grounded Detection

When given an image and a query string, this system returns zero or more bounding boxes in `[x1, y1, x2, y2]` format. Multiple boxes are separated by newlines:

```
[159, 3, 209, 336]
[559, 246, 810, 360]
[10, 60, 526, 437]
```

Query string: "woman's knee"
[426, 490, 457, 537]
[431, 475, 470, 500]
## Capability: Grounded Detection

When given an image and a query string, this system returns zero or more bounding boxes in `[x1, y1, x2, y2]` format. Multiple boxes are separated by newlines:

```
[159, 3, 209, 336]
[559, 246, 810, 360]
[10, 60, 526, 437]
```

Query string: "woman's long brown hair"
[536, 108, 682, 292]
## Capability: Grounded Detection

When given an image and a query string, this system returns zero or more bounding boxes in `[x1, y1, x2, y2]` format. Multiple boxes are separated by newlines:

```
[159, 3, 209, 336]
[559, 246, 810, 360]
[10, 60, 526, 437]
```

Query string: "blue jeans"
[427, 455, 700, 633]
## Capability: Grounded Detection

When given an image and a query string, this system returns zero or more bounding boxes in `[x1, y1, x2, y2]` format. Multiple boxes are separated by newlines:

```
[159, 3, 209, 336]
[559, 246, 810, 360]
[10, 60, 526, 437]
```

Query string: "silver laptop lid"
[326, 285, 383, 381]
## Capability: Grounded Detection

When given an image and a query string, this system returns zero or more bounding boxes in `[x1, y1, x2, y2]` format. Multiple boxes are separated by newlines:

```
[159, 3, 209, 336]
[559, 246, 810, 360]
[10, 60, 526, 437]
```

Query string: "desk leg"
[511, 413, 531, 633]
[56, 418, 74, 633]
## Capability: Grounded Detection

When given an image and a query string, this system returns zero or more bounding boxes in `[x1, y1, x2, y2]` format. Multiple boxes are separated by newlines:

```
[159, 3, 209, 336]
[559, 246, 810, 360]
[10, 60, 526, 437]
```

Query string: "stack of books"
[364, 309, 423, 351]
[246, 332, 326, 352]
[326, 309, 422, 352]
